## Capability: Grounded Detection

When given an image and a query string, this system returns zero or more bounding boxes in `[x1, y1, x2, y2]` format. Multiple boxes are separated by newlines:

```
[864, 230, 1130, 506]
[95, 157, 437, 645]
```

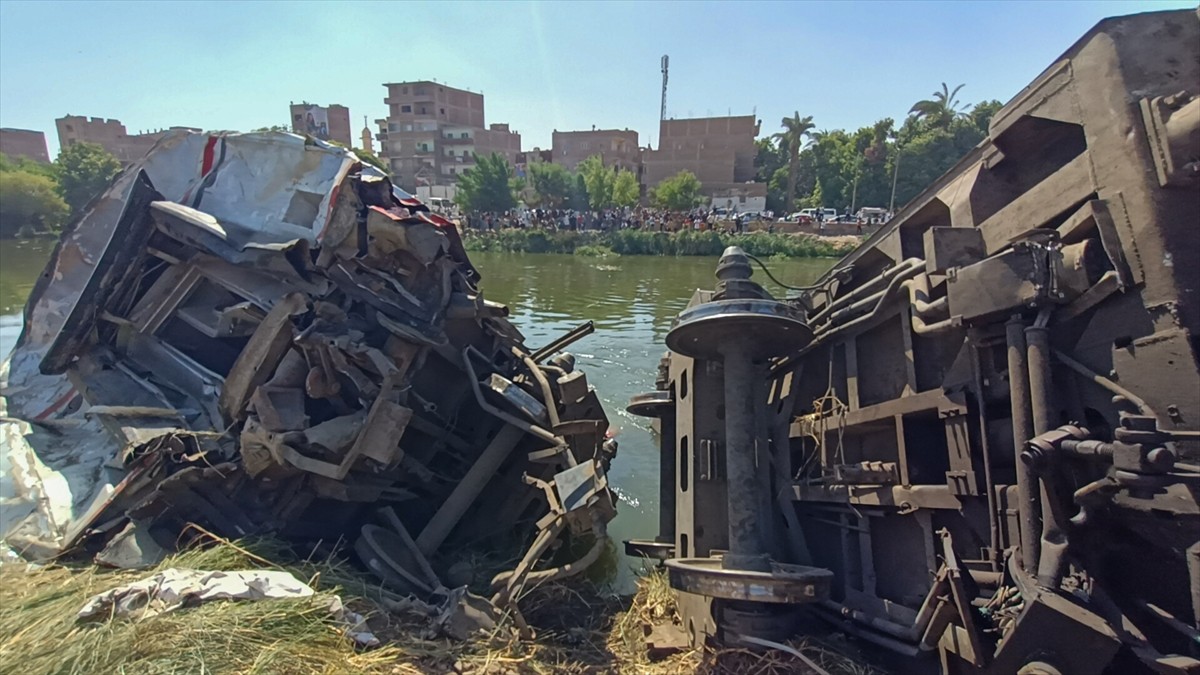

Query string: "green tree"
[455, 152, 517, 213]
[569, 173, 589, 211]
[0, 154, 58, 181]
[527, 161, 573, 208]
[612, 169, 640, 208]
[55, 142, 122, 216]
[0, 170, 70, 238]
[909, 83, 968, 130]
[773, 113, 815, 215]
[578, 155, 615, 209]
[651, 170, 704, 211]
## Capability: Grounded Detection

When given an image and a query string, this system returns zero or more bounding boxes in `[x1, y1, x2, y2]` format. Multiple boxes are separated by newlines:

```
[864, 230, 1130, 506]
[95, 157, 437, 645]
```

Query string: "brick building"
[375, 80, 521, 191]
[55, 116, 198, 165]
[550, 128, 640, 172]
[642, 115, 760, 195]
[0, 128, 50, 163]
[289, 102, 353, 147]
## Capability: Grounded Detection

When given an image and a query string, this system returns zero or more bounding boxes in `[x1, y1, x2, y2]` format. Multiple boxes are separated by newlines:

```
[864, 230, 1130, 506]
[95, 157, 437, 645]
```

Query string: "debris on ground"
[0, 130, 617, 632]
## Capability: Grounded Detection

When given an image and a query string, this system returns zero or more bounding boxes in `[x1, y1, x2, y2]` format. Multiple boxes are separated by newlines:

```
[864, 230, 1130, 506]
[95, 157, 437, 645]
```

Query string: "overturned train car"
[0, 131, 615, 625]
[630, 9, 1200, 673]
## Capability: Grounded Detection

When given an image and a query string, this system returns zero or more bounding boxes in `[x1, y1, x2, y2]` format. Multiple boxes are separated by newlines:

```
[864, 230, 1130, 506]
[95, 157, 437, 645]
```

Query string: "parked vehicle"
[854, 207, 888, 222]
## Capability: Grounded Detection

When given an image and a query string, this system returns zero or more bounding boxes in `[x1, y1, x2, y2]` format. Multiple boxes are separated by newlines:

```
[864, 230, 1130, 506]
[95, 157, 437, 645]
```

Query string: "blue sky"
[1, 0, 1193, 158]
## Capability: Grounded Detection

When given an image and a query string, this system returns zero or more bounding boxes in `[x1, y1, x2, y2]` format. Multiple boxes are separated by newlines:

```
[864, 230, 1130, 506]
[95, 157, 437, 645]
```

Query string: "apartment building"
[55, 116, 198, 165]
[0, 128, 50, 163]
[376, 80, 520, 190]
[642, 115, 760, 195]
[550, 128, 640, 172]
[288, 102, 352, 147]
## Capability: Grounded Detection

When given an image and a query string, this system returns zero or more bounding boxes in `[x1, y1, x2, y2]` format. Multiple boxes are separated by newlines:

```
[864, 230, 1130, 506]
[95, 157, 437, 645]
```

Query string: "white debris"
[77, 567, 379, 647]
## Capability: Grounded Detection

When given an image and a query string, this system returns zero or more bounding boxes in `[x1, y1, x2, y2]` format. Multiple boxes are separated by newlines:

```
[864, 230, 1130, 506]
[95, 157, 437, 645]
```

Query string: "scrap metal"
[0, 130, 617, 628]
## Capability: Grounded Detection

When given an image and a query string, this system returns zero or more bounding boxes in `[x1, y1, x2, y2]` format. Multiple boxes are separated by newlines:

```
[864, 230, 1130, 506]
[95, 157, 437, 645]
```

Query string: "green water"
[0, 241, 834, 587]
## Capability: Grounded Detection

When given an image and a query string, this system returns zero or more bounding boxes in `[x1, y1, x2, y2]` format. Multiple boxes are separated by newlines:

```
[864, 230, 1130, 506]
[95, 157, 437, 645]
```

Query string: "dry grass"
[0, 538, 883, 675]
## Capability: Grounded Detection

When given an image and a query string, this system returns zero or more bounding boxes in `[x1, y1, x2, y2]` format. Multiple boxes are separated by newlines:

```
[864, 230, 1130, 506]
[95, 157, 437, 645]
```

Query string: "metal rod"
[515, 348, 561, 428]
[1026, 323, 1068, 588]
[1006, 316, 1040, 572]
[721, 340, 770, 572]
[530, 320, 594, 363]
[1052, 348, 1155, 417]
[462, 346, 561, 446]
[970, 338, 1001, 571]
[808, 258, 923, 326]
[416, 424, 524, 557]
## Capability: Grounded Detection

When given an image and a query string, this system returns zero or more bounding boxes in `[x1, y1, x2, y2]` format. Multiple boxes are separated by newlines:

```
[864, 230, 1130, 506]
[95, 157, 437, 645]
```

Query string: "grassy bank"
[461, 229, 857, 258]
[0, 535, 877, 674]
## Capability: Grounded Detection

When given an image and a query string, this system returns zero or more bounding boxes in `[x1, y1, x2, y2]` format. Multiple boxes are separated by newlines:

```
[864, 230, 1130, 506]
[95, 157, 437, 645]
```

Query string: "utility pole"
[889, 146, 903, 214]
[660, 55, 669, 150]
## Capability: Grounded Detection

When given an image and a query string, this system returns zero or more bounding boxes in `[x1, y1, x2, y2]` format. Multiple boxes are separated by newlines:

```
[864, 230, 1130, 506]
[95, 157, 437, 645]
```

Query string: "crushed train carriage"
[627, 9, 1200, 674]
[0, 130, 617, 628]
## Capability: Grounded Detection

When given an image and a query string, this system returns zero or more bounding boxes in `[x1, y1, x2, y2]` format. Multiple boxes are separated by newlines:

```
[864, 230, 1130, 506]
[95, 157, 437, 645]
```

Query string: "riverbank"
[0, 536, 872, 674]
[460, 229, 859, 258]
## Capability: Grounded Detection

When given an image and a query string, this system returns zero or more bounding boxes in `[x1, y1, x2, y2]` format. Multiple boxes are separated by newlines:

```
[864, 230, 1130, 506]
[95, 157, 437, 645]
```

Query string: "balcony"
[441, 134, 474, 145]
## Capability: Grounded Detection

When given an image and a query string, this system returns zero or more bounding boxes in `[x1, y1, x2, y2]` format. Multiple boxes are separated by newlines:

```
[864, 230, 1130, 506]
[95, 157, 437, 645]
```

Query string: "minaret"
[360, 115, 373, 153]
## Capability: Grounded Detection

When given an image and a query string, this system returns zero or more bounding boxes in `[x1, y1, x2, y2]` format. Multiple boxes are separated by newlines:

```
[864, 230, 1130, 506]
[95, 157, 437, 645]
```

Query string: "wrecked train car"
[0, 131, 615, 622]
[629, 9, 1200, 674]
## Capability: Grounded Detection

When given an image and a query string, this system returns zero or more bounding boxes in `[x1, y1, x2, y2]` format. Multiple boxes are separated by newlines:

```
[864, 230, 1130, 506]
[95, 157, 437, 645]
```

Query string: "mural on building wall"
[297, 104, 330, 140]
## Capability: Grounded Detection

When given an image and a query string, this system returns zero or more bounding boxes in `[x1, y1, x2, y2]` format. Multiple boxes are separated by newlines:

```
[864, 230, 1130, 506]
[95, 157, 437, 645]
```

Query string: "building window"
[401, 105, 411, 113]
[402, 87, 408, 94]
[418, 107, 427, 115]
[461, 132, 468, 139]
[415, 86, 428, 95]
[388, 122, 398, 132]
[440, 108, 445, 115]
[65, 124, 74, 132]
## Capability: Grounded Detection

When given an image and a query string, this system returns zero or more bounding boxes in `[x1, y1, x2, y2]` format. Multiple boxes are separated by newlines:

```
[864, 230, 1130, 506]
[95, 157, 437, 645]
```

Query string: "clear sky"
[1, 0, 1194, 158]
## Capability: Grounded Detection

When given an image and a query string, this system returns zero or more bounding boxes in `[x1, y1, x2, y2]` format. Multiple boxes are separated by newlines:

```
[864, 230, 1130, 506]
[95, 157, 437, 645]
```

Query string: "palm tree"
[773, 112, 815, 215]
[909, 83, 968, 129]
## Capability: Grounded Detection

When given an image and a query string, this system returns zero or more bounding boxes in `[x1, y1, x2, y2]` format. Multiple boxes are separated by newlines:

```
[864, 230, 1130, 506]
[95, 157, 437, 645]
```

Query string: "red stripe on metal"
[200, 136, 219, 176]
[33, 387, 77, 421]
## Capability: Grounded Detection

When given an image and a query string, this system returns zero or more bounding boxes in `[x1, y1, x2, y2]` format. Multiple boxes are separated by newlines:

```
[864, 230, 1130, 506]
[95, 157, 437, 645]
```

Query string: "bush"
[461, 228, 856, 259]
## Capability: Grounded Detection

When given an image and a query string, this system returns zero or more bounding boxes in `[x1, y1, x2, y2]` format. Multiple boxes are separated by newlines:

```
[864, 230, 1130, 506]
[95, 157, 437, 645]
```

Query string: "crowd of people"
[460, 207, 774, 235]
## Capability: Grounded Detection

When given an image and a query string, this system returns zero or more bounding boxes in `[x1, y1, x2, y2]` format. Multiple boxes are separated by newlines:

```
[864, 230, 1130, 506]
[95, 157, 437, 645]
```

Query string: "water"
[0, 240, 833, 588]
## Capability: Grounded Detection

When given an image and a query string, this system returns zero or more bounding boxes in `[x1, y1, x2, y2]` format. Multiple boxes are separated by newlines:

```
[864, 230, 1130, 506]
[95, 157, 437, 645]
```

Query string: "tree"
[578, 155, 615, 209]
[55, 142, 121, 216]
[0, 154, 58, 181]
[454, 152, 517, 213]
[612, 169, 640, 208]
[909, 83, 968, 130]
[0, 170, 70, 238]
[527, 161, 573, 208]
[773, 112, 815, 215]
[353, 147, 389, 174]
[651, 170, 704, 211]
[569, 173, 589, 211]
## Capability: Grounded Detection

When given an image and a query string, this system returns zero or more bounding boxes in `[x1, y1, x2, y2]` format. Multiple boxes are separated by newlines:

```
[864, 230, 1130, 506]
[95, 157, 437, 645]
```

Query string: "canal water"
[0, 240, 833, 589]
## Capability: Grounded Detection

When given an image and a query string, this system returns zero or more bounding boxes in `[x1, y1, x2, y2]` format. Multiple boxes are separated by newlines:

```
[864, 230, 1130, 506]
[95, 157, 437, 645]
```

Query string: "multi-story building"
[288, 102, 352, 146]
[55, 116, 198, 165]
[642, 115, 760, 196]
[550, 128, 640, 172]
[376, 80, 521, 190]
[0, 128, 50, 163]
